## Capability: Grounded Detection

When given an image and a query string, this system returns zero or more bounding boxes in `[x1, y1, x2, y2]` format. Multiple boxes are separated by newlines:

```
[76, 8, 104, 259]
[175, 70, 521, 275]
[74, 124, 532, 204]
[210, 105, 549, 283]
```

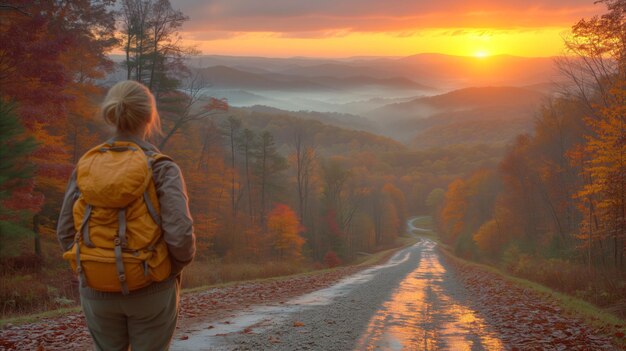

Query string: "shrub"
[323, 250, 341, 268]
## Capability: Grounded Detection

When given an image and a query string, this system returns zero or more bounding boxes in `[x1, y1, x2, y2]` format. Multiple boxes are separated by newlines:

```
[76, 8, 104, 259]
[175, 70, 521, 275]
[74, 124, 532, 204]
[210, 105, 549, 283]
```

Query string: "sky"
[170, 0, 606, 58]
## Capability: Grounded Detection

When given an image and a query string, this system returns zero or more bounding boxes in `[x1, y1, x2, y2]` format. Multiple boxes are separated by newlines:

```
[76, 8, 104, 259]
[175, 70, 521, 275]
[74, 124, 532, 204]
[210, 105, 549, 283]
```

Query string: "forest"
[0, 0, 624, 326]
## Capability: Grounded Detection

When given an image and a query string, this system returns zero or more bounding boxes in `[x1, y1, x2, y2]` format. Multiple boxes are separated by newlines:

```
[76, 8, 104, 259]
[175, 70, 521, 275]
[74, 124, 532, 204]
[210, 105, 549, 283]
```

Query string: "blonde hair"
[101, 80, 161, 137]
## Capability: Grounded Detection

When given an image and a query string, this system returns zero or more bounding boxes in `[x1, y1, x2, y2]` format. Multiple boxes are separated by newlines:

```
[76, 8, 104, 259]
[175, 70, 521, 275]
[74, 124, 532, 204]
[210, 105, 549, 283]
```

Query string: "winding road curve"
[172, 218, 505, 351]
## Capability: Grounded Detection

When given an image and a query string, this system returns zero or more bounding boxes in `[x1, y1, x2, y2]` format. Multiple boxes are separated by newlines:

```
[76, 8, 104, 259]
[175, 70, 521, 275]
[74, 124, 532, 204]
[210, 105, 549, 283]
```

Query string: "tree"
[558, 0, 626, 112]
[439, 179, 468, 245]
[0, 100, 40, 210]
[560, 0, 626, 269]
[237, 128, 257, 221]
[0, 0, 117, 255]
[0, 100, 44, 257]
[157, 76, 225, 150]
[426, 188, 445, 217]
[119, 0, 195, 96]
[267, 204, 305, 260]
[574, 86, 626, 269]
[223, 116, 242, 218]
[253, 131, 287, 224]
[291, 123, 317, 225]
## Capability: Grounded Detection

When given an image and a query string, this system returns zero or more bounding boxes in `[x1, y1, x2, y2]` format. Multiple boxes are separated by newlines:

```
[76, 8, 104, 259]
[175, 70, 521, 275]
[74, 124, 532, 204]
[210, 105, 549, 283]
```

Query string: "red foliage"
[0, 254, 42, 274]
[205, 97, 229, 112]
[0, 181, 44, 216]
[324, 210, 344, 237]
[323, 250, 342, 268]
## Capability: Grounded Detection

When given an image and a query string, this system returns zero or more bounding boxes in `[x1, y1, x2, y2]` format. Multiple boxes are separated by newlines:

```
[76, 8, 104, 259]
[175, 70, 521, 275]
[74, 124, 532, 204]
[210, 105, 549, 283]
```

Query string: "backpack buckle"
[114, 237, 121, 246]
[118, 274, 126, 282]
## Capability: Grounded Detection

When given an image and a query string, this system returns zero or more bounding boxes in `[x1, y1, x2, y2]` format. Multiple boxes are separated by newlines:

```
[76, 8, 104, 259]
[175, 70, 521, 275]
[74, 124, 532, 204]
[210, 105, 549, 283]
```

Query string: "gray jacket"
[56, 136, 196, 298]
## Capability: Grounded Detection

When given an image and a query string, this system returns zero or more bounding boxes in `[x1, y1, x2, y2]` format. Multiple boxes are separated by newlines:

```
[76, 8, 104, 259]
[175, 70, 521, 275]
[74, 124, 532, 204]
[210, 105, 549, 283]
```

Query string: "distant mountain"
[268, 54, 560, 88]
[308, 75, 432, 91]
[198, 65, 328, 91]
[367, 86, 547, 145]
[196, 65, 432, 92]
[242, 105, 380, 134]
[371, 86, 545, 120]
[279, 62, 393, 80]
[392, 54, 558, 87]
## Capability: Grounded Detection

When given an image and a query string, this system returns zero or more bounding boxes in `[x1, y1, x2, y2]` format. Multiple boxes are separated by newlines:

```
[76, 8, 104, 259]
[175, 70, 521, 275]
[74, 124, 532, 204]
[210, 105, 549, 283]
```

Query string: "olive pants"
[80, 280, 179, 351]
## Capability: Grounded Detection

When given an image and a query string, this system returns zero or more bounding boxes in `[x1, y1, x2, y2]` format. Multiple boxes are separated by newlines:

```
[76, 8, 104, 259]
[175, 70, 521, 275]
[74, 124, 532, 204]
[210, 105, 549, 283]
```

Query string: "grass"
[0, 306, 81, 328]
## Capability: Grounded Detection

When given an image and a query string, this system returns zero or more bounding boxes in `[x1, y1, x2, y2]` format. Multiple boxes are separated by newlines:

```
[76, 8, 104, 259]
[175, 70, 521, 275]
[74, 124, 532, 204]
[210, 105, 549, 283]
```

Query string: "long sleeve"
[152, 160, 196, 275]
[57, 169, 78, 251]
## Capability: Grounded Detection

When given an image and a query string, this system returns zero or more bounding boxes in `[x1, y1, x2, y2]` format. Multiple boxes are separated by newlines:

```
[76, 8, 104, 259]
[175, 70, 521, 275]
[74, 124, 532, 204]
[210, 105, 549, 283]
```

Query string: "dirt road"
[171, 236, 617, 351]
[172, 239, 505, 350]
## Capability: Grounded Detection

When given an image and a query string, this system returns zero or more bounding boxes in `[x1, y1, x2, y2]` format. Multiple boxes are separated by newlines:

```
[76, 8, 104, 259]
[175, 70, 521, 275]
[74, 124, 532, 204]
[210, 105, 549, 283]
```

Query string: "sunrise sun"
[474, 50, 489, 58]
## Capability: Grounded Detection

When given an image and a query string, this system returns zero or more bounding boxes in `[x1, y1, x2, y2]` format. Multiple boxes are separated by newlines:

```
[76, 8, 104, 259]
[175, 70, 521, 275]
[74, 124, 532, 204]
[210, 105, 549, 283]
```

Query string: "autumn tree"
[574, 87, 626, 269]
[0, 0, 117, 256]
[267, 204, 305, 260]
[559, 0, 626, 269]
[439, 178, 468, 245]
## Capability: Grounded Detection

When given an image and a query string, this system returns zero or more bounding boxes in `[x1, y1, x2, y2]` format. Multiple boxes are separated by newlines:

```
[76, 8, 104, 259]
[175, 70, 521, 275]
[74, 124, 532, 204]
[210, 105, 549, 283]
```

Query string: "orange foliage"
[439, 178, 468, 244]
[267, 204, 305, 260]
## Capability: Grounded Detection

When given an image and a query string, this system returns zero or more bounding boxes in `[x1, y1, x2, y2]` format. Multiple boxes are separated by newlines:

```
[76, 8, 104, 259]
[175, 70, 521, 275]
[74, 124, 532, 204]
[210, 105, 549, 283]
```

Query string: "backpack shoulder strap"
[146, 151, 173, 166]
[142, 151, 173, 226]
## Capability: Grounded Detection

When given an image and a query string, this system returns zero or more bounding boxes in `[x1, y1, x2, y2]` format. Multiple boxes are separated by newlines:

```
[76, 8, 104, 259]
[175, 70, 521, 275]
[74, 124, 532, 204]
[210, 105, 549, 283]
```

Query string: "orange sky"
[171, 0, 605, 58]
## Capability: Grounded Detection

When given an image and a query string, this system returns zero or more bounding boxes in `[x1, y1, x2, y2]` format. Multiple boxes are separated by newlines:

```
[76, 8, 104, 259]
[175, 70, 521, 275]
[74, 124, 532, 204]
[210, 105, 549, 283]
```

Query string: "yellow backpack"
[63, 140, 172, 294]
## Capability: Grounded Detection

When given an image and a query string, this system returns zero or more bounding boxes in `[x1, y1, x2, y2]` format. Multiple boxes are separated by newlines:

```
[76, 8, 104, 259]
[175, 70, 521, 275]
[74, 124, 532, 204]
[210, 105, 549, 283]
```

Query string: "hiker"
[56, 80, 196, 350]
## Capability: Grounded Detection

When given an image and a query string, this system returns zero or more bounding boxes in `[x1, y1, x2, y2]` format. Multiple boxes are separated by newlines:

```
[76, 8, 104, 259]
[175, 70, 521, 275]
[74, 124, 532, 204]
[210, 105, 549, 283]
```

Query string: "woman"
[56, 80, 195, 350]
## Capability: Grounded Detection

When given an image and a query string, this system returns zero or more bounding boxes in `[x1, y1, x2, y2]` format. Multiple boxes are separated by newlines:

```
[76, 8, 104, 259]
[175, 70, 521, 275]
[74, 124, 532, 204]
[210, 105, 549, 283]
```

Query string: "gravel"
[172, 239, 505, 351]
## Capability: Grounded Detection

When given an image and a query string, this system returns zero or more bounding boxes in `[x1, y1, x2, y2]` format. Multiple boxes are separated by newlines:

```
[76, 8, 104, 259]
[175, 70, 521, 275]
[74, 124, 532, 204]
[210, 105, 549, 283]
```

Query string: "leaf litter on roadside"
[443, 252, 621, 350]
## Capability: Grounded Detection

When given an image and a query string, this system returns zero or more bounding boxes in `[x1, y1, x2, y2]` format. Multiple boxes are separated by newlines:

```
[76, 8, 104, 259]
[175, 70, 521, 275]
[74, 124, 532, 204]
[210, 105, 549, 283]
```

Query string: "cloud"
[172, 0, 602, 36]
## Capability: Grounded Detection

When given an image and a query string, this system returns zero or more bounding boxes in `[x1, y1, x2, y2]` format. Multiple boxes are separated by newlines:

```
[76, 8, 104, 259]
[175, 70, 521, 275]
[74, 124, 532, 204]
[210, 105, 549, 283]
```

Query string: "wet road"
[172, 233, 505, 350]
[353, 239, 503, 350]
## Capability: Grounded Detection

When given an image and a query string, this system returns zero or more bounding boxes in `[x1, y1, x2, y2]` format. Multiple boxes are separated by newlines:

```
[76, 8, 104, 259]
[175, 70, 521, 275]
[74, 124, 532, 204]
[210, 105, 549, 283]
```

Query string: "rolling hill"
[366, 86, 548, 146]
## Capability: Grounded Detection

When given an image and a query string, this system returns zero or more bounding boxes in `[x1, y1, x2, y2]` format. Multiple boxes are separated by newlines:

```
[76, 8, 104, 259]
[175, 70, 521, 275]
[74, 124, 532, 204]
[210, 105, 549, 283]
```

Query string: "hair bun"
[100, 80, 161, 137]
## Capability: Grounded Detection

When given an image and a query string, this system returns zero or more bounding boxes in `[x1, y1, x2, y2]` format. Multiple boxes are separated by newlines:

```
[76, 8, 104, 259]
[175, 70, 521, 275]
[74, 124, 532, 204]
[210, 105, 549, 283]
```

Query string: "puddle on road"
[171, 241, 422, 351]
[354, 240, 504, 351]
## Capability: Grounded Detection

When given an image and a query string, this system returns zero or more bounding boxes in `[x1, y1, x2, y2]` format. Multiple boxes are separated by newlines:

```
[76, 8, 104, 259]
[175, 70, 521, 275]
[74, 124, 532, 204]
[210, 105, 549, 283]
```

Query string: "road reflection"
[354, 240, 504, 351]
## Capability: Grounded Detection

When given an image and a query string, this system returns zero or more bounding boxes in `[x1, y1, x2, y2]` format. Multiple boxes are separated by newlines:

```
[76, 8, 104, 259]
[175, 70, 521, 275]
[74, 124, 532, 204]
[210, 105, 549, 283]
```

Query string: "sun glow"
[181, 28, 568, 58]
[474, 50, 489, 58]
